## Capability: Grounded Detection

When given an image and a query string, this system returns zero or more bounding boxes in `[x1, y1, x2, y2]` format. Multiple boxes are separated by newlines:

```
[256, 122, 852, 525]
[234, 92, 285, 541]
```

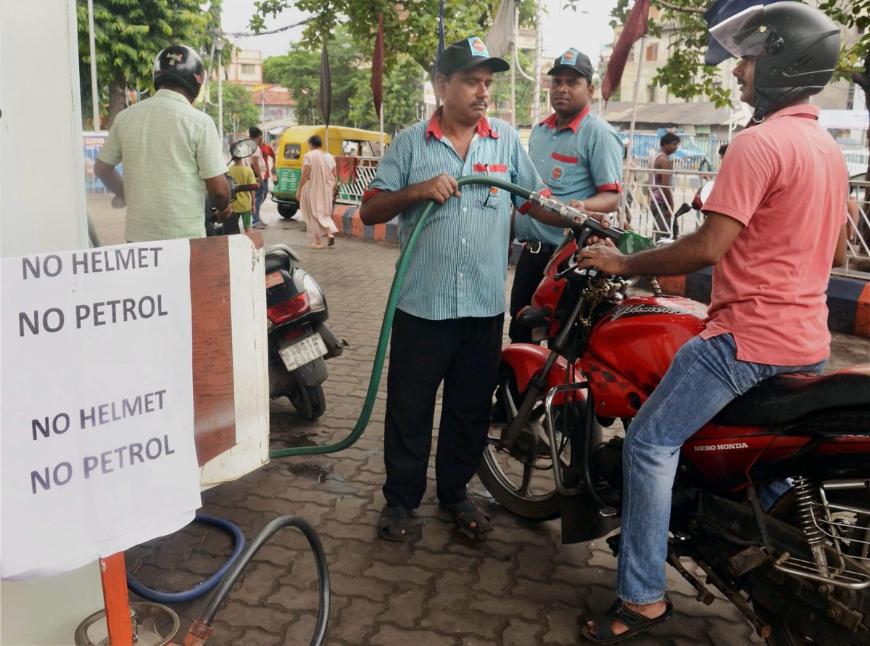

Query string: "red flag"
[601, 0, 651, 101]
[371, 15, 384, 118]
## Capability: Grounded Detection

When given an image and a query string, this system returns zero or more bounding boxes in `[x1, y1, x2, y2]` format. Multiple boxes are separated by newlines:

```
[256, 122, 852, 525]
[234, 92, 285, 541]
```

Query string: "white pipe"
[510, 5, 517, 127]
[626, 35, 645, 167]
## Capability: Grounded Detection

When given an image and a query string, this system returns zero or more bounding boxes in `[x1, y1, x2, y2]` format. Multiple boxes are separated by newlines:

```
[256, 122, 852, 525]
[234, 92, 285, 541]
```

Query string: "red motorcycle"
[479, 217, 870, 645]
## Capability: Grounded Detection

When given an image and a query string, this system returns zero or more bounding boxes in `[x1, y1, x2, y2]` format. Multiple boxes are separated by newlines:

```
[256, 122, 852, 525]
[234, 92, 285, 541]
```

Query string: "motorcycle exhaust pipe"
[317, 323, 347, 359]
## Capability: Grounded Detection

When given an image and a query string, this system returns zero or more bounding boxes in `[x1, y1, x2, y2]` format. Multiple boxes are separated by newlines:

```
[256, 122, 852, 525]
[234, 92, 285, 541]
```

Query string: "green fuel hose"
[268, 176, 533, 459]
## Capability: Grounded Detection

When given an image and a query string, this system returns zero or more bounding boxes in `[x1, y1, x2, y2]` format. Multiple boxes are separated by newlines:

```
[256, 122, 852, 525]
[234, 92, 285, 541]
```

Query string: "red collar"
[539, 104, 591, 133]
[425, 108, 499, 141]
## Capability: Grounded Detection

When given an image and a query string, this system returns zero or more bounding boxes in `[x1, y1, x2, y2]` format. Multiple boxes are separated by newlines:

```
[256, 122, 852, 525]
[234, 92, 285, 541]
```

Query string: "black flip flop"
[377, 505, 414, 542]
[580, 599, 673, 644]
[439, 499, 492, 540]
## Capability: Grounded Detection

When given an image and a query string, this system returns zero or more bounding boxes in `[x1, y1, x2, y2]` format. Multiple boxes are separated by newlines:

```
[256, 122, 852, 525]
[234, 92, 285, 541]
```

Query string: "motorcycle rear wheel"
[478, 368, 578, 521]
[289, 383, 326, 420]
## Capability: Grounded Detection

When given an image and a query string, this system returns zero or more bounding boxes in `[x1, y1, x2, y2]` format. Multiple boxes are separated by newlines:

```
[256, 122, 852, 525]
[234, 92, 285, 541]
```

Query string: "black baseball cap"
[547, 48, 594, 81]
[436, 36, 510, 76]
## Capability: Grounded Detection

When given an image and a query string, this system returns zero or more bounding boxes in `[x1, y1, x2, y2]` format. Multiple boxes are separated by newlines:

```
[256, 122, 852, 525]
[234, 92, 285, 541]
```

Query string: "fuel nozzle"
[529, 192, 587, 228]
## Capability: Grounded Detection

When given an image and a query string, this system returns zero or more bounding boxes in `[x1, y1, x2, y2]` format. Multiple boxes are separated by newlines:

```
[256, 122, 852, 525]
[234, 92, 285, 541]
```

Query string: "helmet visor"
[709, 5, 768, 59]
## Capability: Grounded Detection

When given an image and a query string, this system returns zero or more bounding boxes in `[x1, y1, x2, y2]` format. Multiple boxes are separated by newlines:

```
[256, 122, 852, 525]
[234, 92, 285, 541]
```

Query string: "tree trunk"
[106, 78, 128, 129]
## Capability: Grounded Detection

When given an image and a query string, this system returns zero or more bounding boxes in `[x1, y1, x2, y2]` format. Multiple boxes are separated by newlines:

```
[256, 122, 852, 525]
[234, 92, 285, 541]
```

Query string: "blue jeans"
[616, 333, 825, 605]
[253, 181, 267, 224]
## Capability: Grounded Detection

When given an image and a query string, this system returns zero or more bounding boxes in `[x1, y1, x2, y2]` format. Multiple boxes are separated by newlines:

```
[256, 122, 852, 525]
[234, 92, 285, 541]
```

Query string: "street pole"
[531, 3, 543, 126]
[215, 35, 224, 146]
[510, 5, 517, 128]
[626, 35, 646, 168]
[379, 107, 385, 156]
[213, 9, 225, 147]
[87, 0, 100, 130]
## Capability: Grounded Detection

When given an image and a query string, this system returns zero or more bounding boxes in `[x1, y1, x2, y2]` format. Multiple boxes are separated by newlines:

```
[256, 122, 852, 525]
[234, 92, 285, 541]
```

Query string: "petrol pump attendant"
[510, 48, 623, 343]
[576, 4, 848, 642]
[360, 36, 569, 542]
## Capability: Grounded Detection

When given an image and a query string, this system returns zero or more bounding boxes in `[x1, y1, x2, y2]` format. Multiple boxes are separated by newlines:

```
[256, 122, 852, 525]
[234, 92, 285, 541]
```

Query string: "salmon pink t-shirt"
[700, 104, 847, 366]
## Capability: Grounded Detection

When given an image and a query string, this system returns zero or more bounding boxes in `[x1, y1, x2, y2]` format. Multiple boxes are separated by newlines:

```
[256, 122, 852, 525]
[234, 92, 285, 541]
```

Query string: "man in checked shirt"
[361, 35, 572, 542]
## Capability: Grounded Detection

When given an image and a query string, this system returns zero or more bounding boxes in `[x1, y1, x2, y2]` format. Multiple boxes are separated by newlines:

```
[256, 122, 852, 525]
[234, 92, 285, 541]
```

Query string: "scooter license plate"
[278, 334, 327, 371]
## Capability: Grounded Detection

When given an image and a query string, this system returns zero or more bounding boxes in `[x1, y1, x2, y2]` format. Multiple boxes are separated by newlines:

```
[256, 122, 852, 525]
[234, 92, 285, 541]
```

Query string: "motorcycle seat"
[265, 244, 299, 274]
[713, 366, 870, 427]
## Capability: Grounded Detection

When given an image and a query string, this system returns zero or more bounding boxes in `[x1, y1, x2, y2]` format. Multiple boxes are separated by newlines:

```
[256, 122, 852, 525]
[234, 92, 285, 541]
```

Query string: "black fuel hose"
[197, 516, 330, 645]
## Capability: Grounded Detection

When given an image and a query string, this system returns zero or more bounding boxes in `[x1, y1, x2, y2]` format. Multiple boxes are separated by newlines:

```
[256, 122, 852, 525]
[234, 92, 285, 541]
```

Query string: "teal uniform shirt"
[516, 105, 623, 247]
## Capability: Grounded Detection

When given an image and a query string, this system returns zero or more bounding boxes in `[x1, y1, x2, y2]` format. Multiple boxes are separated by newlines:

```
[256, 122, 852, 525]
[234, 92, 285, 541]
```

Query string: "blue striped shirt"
[365, 114, 547, 321]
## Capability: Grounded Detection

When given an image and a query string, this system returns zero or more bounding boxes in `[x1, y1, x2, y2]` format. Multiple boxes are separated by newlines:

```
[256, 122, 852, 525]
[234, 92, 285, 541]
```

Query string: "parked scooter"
[264, 244, 344, 419]
[481, 216, 870, 644]
[208, 139, 346, 420]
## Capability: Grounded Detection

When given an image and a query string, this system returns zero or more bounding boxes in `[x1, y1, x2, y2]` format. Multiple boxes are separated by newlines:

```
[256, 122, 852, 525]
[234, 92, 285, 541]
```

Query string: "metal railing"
[619, 167, 870, 280]
[322, 155, 870, 280]
[336, 157, 380, 205]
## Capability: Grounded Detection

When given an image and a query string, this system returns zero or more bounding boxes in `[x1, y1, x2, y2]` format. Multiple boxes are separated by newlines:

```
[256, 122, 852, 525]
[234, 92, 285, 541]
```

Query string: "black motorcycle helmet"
[153, 44, 205, 98]
[710, 1, 840, 122]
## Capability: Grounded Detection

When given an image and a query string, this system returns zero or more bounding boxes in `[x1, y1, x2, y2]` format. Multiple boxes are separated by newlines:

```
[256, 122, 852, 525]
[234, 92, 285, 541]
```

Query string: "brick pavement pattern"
[124, 214, 867, 645]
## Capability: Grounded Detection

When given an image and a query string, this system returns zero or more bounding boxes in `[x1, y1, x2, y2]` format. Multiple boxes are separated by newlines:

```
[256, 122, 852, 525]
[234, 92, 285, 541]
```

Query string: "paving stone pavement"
[119, 206, 869, 646]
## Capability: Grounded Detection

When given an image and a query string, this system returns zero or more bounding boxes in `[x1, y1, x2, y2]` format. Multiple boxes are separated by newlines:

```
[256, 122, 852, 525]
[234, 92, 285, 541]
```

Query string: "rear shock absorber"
[792, 475, 830, 576]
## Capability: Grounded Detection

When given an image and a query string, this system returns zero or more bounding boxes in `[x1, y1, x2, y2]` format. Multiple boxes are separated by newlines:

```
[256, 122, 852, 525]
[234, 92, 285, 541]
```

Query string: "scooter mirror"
[698, 180, 715, 206]
[230, 138, 259, 159]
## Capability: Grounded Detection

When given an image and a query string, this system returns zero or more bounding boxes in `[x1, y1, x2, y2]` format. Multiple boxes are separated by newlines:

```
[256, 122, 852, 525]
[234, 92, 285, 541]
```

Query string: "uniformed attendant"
[510, 48, 623, 343]
[360, 36, 567, 542]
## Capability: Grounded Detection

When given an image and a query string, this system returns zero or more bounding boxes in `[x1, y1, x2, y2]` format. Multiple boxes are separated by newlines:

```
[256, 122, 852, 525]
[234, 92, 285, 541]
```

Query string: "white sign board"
[1, 241, 202, 579]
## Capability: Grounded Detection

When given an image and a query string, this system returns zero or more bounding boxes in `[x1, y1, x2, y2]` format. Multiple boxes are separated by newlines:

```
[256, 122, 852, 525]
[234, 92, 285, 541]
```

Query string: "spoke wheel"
[478, 368, 580, 521]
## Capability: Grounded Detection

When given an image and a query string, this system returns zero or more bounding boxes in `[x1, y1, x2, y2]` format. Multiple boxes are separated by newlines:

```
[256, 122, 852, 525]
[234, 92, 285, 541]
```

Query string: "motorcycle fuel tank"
[581, 295, 707, 418]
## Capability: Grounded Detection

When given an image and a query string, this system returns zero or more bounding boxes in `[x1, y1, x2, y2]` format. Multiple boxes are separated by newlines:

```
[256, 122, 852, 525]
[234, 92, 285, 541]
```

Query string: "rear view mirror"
[230, 138, 259, 159]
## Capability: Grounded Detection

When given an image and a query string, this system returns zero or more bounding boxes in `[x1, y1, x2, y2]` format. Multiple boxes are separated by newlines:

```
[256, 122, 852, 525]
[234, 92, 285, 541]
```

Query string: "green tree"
[608, 0, 869, 111]
[262, 27, 367, 126]
[347, 54, 423, 133]
[489, 48, 537, 126]
[76, 0, 214, 127]
[253, 0, 537, 73]
[203, 83, 260, 139]
[818, 0, 870, 179]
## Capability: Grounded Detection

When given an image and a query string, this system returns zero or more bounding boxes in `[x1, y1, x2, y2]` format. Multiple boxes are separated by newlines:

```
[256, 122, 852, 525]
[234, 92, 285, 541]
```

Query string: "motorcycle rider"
[577, 3, 848, 642]
[95, 44, 231, 242]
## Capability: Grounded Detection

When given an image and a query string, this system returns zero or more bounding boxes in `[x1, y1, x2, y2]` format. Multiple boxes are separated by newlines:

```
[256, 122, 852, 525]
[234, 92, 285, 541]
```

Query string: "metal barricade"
[322, 155, 870, 280]
[337, 157, 381, 205]
[619, 167, 870, 280]
[845, 179, 870, 279]
[618, 166, 712, 239]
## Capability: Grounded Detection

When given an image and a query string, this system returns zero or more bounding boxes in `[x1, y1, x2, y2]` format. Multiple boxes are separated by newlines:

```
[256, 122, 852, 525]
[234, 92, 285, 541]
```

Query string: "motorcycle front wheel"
[478, 367, 579, 521]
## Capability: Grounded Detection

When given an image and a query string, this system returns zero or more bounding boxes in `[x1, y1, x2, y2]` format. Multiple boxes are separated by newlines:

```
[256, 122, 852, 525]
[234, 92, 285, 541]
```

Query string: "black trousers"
[508, 245, 553, 343]
[383, 309, 504, 510]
